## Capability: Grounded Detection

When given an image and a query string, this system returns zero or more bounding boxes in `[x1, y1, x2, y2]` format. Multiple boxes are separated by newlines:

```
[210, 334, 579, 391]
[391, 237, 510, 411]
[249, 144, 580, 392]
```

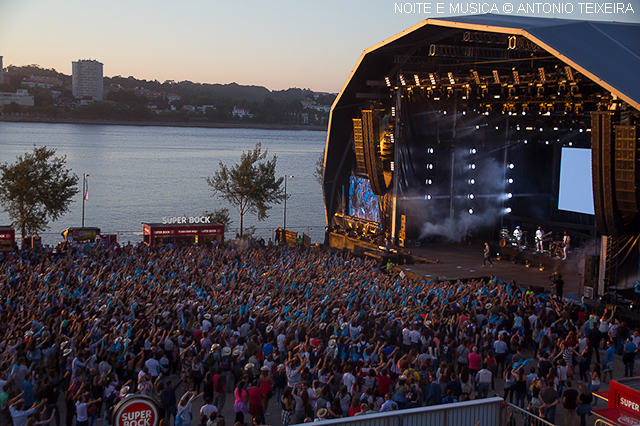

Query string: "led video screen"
[558, 147, 595, 215]
[349, 176, 380, 223]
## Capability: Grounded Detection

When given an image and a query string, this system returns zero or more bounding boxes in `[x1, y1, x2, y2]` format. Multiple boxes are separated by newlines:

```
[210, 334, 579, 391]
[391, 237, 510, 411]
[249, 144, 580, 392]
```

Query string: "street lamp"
[82, 173, 89, 228]
[283, 175, 294, 231]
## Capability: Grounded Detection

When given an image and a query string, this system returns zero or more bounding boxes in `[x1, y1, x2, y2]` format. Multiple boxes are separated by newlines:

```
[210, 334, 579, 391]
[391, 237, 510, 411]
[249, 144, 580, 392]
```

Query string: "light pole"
[82, 173, 89, 228]
[283, 175, 294, 231]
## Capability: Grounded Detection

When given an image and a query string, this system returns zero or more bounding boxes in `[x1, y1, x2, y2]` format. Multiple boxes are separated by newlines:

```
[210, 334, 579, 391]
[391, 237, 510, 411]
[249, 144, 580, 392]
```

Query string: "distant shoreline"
[0, 116, 328, 132]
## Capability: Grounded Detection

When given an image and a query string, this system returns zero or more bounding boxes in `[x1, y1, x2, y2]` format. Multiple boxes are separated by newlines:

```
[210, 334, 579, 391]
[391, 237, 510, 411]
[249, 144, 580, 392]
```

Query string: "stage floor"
[393, 240, 585, 299]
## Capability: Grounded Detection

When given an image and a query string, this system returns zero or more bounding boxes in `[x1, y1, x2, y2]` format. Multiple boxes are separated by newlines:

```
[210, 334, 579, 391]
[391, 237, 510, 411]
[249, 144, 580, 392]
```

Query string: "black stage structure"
[322, 14, 640, 304]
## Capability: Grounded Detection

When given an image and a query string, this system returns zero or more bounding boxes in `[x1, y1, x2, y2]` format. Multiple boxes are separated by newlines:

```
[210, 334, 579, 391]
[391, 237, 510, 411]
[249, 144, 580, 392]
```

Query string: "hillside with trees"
[1, 65, 335, 127]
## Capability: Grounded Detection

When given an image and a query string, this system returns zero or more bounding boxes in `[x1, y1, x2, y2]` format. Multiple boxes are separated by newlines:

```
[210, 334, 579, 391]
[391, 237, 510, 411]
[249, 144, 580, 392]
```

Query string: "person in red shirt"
[376, 366, 394, 395]
[247, 379, 264, 425]
[348, 396, 362, 417]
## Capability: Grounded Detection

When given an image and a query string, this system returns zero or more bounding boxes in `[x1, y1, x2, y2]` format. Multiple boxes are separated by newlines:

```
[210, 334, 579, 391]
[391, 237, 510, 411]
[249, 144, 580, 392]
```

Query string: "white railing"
[312, 397, 503, 426]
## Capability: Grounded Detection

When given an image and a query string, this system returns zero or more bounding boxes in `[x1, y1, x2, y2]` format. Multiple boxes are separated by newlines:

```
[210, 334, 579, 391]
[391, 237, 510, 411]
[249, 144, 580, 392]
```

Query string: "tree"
[204, 207, 233, 229]
[0, 146, 79, 236]
[206, 143, 284, 236]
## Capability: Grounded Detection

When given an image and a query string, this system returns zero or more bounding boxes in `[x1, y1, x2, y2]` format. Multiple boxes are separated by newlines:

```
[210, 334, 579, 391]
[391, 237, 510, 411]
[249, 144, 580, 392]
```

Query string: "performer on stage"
[535, 227, 545, 253]
[482, 242, 493, 267]
[513, 226, 523, 246]
[562, 231, 571, 260]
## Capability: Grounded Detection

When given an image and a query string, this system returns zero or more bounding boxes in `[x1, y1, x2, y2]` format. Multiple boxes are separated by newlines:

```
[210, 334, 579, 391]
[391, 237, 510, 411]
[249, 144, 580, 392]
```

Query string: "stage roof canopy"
[333, 14, 640, 113]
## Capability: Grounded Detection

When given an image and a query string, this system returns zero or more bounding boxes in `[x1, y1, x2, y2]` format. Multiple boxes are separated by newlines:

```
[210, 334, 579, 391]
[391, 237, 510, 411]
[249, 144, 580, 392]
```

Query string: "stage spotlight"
[469, 163, 476, 170]
[391, 107, 396, 117]
[448, 72, 455, 85]
[508, 178, 514, 184]
[471, 70, 480, 85]
[524, 140, 528, 144]
[545, 141, 550, 145]
[389, 134, 395, 143]
[469, 178, 475, 185]
[568, 142, 573, 146]
[470, 148, 477, 154]
[538, 67, 546, 84]
[426, 194, 432, 200]
[428, 147, 434, 154]
[469, 208, 474, 214]
[426, 179, 433, 185]
[469, 194, 475, 200]
[385, 76, 391, 87]
[414, 74, 421, 86]
[493, 70, 500, 84]
[400, 75, 406, 86]
[390, 161, 395, 171]
[565, 66, 574, 81]
[429, 73, 437, 86]
[507, 193, 513, 199]
[427, 163, 434, 169]
[506, 207, 512, 213]
[512, 69, 520, 85]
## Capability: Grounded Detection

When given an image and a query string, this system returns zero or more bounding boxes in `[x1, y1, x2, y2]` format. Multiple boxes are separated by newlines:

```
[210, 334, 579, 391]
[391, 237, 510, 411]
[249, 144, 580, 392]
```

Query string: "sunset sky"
[1, 0, 638, 93]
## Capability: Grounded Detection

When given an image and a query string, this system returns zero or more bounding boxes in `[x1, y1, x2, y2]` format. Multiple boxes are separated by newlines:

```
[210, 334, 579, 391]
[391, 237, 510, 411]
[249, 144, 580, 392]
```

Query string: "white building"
[72, 60, 103, 101]
[0, 89, 34, 107]
[232, 106, 253, 118]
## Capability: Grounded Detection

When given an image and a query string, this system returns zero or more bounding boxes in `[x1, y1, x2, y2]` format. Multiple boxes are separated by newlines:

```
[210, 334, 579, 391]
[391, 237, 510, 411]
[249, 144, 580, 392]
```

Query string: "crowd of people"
[0, 240, 638, 426]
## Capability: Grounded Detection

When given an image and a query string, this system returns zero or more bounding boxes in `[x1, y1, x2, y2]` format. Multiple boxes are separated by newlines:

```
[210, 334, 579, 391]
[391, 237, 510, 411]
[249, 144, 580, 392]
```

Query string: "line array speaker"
[591, 112, 623, 237]
[614, 125, 639, 213]
[352, 118, 366, 175]
[361, 110, 390, 196]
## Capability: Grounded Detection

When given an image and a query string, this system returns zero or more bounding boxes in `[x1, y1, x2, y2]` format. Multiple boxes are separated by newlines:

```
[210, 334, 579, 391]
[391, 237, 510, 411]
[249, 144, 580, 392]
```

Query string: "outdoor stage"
[328, 232, 584, 298]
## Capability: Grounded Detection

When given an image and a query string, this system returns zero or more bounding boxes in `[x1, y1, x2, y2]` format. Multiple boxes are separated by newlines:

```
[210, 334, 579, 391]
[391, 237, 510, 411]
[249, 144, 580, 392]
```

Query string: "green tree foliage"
[204, 207, 233, 229]
[205, 143, 284, 236]
[34, 90, 54, 108]
[0, 146, 79, 236]
[0, 83, 16, 93]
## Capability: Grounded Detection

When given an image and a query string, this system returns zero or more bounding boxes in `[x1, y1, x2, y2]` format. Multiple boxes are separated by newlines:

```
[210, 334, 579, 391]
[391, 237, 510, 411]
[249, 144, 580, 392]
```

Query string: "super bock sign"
[113, 396, 159, 426]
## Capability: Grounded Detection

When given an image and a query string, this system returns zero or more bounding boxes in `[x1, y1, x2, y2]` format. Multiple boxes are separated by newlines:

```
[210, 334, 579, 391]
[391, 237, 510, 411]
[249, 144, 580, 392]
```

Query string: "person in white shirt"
[145, 353, 161, 378]
[342, 365, 356, 392]
[535, 227, 545, 253]
[10, 399, 47, 426]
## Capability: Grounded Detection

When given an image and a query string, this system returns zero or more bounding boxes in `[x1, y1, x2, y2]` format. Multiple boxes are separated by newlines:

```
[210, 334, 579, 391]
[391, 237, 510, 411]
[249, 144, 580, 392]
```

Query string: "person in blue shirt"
[602, 340, 615, 383]
[426, 373, 442, 406]
[623, 336, 638, 377]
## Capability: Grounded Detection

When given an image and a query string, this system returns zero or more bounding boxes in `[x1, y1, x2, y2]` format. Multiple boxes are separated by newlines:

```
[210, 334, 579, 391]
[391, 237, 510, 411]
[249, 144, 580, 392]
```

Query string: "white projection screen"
[558, 147, 595, 215]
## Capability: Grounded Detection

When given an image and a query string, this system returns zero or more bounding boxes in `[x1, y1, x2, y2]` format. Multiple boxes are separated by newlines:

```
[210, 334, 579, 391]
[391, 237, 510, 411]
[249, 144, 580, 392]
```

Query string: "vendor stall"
[0, 226, 16, 254]
[593, 378, 640, 426]
[142, 220, 224, 247]
[61, 227, 101, 243]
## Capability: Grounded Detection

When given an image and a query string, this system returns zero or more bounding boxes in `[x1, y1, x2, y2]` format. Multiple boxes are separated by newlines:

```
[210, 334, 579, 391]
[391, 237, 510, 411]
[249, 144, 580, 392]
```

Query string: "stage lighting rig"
[538, 67, 546, 84]
[471, 70, 480, 85]
[493, 70, 501, 85]
[512, 69, 520, 85]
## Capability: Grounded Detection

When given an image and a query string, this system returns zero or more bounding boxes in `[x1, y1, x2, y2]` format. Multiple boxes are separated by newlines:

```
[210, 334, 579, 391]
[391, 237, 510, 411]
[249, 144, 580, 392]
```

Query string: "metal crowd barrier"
[502, 403, 555, 426]
[313, 397, 503, 426]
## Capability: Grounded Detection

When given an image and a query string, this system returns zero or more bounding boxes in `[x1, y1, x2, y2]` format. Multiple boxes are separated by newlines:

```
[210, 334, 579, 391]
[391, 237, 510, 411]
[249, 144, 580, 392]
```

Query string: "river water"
[0, 122, 327, 246]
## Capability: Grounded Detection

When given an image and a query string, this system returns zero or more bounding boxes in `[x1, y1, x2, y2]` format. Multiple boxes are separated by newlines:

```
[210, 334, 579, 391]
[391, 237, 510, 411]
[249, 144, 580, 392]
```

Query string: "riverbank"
[0, 116, 328, 131]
